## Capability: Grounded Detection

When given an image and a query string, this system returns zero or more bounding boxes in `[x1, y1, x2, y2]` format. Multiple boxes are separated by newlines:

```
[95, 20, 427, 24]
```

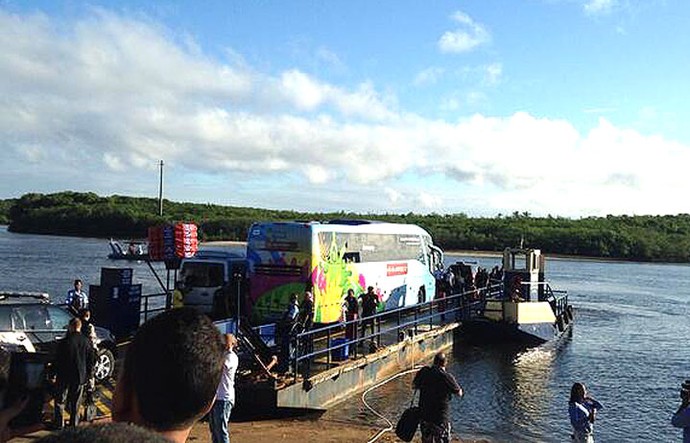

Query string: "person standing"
[298, 291, 314, 332]
[672, 380, 690, 443]
[569, 382, 603, 443]
[52, 318, 95, 429]
[298, 291, 315, 355]
[277, 294, 299, 373]
[359, 286, 378, 338]
[78, 309, 98, 422]
[343, 289, 359, 352]
[412, 352, 462, 443]
[65, 279, 88, 315]
[209, 334, 239, 443]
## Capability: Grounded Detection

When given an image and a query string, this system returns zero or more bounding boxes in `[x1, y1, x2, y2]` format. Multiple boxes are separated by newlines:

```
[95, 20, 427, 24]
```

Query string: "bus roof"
[249, 220, 432, 238]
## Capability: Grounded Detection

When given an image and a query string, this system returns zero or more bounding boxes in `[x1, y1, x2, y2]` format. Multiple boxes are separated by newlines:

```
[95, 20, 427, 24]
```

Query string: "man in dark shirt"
[359, 286, 378, 338]
[52, 318, 96, 429]
[412, 352, 463, 443]
[343, 289, 359, 352]
[298, 291, 315, 356]
[298, 291, 314, 332]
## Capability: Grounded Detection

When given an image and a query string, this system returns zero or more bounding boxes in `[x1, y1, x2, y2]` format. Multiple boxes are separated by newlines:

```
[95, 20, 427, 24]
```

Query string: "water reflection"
[509, 347, 557, 437]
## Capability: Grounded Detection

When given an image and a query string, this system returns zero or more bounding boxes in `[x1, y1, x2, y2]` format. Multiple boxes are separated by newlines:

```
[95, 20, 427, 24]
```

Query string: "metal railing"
[140, 291, 170, 323]
[544, 285, 569, 318]
[289, 283, 503, 382]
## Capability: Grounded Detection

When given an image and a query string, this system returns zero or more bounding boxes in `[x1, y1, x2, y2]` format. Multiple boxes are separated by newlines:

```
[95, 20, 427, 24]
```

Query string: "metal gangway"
[285, 283, 503, 383]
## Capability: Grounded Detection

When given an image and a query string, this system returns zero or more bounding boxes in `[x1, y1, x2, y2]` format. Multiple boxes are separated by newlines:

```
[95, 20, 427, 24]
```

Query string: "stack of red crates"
[174, 223, 198, 258]
[148, 223, 199, 260]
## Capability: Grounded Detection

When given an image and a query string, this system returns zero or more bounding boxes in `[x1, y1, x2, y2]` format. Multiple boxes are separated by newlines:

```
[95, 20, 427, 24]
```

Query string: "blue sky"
[1, 0, 689, 216]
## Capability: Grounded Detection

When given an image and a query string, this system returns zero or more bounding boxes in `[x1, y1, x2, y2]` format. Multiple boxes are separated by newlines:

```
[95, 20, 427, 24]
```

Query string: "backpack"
[395, 390, 420, 442]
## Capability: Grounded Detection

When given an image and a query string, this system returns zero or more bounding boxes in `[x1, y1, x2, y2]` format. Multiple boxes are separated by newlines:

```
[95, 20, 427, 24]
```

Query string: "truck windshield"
[181, 262, 225, 288]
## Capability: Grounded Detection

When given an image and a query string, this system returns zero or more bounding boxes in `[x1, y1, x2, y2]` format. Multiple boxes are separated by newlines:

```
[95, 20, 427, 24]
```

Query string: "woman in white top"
[569, 382, 603, 443]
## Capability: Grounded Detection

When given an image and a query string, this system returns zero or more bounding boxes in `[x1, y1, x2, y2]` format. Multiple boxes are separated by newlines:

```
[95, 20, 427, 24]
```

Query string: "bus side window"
[343, 252, 360, 263]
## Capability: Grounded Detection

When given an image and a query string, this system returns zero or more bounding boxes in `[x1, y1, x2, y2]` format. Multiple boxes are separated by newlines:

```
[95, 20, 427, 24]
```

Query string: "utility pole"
[158, 160, 164, 217]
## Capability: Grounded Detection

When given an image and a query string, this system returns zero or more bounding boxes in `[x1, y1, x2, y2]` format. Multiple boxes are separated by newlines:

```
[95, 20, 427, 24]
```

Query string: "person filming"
[569, 382, 603, 443]
[672, 380, 690, 442]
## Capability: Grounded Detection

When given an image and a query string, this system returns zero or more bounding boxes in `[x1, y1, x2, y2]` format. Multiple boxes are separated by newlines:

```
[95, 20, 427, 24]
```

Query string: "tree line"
[3, 191, 690, 263]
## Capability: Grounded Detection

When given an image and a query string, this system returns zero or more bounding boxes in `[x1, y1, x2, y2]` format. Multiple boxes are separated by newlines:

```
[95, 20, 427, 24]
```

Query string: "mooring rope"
[362, 366, 422, 443]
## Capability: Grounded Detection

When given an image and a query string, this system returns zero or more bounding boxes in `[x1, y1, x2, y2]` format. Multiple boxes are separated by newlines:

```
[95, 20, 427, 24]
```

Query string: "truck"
[178, 249, 247, 320]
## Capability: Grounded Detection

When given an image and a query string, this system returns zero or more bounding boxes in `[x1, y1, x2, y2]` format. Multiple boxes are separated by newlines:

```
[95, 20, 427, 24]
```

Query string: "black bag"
[395, 390, 420, 442]
[84, 403, 97, 422]
[83, 386, 97, 422]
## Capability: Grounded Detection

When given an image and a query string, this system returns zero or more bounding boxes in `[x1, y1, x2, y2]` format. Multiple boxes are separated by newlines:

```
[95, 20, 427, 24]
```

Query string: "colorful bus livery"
[246, 220, 443, 325]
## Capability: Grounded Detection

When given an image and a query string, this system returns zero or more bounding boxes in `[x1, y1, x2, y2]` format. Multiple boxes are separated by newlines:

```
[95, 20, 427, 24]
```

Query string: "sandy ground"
[11, 417, 488, 442]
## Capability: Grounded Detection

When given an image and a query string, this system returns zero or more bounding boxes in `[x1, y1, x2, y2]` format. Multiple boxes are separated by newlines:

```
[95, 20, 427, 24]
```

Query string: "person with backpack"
[412, 353, 462, 443]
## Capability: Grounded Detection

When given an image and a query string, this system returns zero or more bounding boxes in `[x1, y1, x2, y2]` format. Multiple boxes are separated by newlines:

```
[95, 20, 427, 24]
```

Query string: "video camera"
[680, 380, 690, 403]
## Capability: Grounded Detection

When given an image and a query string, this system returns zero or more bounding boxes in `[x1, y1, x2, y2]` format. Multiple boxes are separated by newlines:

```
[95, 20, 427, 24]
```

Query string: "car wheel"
[94, 348, 115, 382]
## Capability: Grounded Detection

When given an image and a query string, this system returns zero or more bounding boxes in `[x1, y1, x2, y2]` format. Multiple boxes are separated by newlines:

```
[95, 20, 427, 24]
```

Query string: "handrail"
[140, 292, 168, 323]
[290, 283, 501, 382]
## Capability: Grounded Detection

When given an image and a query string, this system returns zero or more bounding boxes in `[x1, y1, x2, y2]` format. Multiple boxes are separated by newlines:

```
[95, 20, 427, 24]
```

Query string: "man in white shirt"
[209, 334, 239, 443]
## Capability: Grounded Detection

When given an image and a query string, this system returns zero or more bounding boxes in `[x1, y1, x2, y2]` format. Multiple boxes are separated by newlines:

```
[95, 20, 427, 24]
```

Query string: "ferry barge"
[461, 247, 573, 345]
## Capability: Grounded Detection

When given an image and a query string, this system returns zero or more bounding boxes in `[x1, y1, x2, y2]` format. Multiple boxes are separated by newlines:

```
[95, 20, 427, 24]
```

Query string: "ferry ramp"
[235, 284, 499, 414]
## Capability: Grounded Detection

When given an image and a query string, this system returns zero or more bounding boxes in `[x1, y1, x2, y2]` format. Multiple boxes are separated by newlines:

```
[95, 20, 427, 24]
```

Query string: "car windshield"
[12, 305, 50, 330]
[47, 306, 72, 330]
[10, 305, 72, 331]
[0, 309, 11, 330]
[180, 262, 225, 288]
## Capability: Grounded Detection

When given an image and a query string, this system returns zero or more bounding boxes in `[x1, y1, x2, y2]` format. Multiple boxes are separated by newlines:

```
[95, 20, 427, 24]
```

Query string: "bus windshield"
[181, 262, 225, 288]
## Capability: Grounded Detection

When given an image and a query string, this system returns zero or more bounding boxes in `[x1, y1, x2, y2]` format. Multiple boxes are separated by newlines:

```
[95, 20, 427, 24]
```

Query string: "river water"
[1, 226, 688, 442]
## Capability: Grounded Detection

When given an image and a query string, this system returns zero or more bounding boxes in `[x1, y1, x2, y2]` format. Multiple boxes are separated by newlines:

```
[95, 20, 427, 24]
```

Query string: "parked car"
[0, 291, 117, 382]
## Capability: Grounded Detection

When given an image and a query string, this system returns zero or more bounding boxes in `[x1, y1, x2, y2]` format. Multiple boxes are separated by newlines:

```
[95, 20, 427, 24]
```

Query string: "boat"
[107, 239, 149, 261]
[461, 247, 573, 345]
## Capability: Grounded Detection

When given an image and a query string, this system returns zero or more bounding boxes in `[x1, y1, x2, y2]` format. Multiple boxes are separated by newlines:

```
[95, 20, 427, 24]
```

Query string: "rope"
[362, 366, 422, 443]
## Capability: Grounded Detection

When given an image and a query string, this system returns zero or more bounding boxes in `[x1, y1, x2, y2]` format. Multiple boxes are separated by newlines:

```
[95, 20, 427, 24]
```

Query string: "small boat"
[461, 247, 573, 345]
[107, 239, 149, 261]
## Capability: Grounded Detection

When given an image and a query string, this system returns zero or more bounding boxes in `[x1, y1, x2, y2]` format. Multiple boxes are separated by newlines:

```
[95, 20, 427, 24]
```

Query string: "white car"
[0, 292, 117, 382]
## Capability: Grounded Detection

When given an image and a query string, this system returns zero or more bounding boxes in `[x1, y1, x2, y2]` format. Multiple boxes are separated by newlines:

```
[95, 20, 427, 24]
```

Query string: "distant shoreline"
[3, 226, 686, 266]
[204, 240, 678, 265]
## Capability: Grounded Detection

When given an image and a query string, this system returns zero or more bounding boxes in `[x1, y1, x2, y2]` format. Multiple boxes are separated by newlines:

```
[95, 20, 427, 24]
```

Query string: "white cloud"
[438, 11, 490, 53]
[417, 192, 443, 209]
[103, 153, 125, 171]
[280, 69, 328, 110]
[414, 67, 445, 86]
[2, 8, 690, 217]
[384, 187, 402, 204]
[315, 47, 345, 71]
[483, 63, 502, 85]
[584, 0, 616, 15]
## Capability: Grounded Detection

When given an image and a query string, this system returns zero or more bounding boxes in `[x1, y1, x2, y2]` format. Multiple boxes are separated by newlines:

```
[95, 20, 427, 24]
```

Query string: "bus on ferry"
[246, 220, 444, 324]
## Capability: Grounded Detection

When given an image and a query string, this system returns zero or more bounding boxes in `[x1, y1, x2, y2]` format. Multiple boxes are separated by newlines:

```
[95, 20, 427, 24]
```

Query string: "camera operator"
[672, 380, 690, 442]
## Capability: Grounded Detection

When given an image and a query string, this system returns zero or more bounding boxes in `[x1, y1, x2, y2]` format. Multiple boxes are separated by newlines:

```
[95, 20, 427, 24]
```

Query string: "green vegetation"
[4, 191, 690, 263]
[0, 198, 14, 224]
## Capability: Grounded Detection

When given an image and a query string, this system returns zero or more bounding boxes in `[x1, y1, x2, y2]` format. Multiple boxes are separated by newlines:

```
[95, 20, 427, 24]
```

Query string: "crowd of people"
[1, 277, 689, 443]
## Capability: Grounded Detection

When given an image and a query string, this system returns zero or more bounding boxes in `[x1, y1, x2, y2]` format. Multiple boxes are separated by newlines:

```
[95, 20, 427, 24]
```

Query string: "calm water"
[1, 226, 688, 441]
[327, 256, 690, 442]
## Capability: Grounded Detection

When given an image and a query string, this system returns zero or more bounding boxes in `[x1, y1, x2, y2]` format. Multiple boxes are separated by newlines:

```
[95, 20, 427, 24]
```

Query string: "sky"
[1, 0, 690, 217]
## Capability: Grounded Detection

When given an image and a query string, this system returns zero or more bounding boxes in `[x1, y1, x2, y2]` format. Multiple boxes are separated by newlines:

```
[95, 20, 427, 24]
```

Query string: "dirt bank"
[12, 417, 489, 442]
